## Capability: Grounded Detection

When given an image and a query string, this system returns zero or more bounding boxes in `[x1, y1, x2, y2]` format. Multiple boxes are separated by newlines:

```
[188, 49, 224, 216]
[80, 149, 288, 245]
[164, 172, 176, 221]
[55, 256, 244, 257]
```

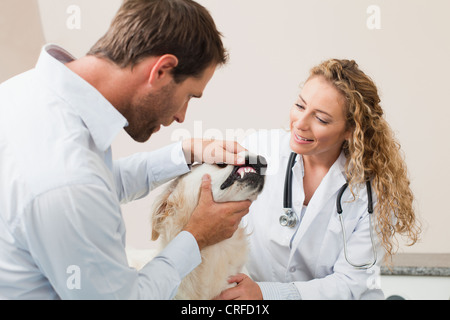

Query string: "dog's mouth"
[220, 154, 267, 190]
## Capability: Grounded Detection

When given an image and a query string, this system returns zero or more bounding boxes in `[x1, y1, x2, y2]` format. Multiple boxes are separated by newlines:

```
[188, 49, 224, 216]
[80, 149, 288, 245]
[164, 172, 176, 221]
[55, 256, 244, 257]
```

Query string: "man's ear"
[148, 54, 179, 87]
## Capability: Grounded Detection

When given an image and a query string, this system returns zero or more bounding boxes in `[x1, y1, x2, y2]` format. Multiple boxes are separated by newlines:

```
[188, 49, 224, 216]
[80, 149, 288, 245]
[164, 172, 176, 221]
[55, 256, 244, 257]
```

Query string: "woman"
[218, 59, 421, 300]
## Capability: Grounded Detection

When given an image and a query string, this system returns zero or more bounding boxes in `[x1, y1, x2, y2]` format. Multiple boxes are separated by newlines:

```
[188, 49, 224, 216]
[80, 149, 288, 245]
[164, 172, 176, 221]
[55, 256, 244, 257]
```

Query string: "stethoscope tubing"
[337, 181, 377, 269]
[281, 152, 377, 269]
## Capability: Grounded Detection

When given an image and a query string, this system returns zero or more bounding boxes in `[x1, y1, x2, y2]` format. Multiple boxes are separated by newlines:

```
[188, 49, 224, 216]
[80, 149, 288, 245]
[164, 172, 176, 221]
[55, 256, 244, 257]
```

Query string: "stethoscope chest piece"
[280, 208, 297, 228]
[280, 152, 299, 228]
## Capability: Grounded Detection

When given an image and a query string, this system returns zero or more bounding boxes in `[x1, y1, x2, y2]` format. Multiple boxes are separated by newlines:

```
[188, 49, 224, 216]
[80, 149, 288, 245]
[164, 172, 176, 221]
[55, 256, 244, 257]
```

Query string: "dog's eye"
[216, 163, 228, 168]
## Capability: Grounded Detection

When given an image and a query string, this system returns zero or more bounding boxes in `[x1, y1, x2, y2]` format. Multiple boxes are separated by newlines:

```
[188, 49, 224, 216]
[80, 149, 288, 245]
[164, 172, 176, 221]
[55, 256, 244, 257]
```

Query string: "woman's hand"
[182, 138, 247, 165]
[214, 273, 263, 300]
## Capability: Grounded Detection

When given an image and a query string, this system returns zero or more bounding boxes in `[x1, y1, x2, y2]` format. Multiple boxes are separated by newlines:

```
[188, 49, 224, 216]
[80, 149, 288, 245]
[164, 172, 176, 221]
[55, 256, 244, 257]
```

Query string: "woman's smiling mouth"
[293, 132, 314, 144]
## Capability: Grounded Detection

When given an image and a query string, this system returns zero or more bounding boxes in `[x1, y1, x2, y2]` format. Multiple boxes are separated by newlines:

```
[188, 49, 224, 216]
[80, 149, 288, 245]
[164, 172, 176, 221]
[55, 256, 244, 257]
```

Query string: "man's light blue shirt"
[0, 44, 201, 299]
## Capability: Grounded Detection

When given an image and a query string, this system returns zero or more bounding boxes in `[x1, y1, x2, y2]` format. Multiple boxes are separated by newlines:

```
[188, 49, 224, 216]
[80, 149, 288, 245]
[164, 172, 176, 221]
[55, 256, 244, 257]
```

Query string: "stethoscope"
[280, 152, 377, 269]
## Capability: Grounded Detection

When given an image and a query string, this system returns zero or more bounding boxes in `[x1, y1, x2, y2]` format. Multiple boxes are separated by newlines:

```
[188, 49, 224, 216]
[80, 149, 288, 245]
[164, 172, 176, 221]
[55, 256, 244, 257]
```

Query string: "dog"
[150, 153, 266, 300]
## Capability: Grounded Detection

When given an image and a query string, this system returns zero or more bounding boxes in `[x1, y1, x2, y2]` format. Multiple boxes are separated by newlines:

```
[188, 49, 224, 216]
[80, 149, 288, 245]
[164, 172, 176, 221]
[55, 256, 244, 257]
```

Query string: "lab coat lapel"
[290, 152, 347, 253]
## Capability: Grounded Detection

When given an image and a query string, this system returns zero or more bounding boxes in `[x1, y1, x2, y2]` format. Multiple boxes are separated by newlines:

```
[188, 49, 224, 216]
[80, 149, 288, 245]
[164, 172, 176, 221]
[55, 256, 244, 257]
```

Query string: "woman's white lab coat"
[242, 129, 385, 300]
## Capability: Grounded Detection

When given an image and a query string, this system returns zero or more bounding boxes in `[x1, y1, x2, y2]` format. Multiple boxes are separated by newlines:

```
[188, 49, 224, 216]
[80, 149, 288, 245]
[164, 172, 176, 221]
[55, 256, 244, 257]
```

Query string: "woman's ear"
[344, 130, 352, 142]
[148, 54, 179, 87]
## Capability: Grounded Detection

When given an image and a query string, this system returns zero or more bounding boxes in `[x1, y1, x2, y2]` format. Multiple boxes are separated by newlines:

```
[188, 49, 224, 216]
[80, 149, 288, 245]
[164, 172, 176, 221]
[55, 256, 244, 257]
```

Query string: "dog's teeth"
[237, 167, 256, 179]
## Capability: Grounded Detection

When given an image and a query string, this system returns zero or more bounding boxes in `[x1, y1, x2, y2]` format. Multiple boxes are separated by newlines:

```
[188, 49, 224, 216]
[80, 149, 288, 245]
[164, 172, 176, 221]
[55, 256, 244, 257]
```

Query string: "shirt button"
[289, 266, 296, 273]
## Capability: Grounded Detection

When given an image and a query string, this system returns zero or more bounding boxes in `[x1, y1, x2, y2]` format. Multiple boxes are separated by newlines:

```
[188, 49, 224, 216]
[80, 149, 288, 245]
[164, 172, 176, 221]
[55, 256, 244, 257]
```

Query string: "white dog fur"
[130, 158, 265, 300]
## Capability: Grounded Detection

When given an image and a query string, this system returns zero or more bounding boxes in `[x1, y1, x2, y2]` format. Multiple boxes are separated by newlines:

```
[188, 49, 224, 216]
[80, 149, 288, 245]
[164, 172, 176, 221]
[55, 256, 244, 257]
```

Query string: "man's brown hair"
[88, 0, 228, 82]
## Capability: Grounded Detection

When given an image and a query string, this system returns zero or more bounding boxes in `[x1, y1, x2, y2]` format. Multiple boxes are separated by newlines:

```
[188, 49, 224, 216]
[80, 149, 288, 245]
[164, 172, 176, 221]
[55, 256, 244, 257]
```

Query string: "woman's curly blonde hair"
[308, 59, 421, 261]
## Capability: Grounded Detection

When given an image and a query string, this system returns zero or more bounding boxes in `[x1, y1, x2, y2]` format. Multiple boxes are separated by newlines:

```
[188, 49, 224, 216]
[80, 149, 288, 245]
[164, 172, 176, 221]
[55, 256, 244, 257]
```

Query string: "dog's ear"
[151, 193, 170, 241]
[152, 202, 163, 241]
[150, 179, 180, 241]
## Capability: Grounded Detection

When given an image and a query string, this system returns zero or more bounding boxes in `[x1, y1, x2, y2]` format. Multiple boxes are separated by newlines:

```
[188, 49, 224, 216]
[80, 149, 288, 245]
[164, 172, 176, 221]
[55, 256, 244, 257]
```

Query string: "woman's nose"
[292, 113, 310, 131]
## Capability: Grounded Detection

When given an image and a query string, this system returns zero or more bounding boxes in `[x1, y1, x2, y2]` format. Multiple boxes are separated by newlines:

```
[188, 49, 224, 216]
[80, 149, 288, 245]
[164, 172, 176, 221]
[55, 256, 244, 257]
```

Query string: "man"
[0, 0, 251, 299]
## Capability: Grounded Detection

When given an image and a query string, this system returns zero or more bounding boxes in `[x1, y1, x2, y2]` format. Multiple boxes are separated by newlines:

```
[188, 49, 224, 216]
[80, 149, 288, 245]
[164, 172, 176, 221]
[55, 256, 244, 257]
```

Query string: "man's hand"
[182, 139, 247, 165]
[214, 273, 263, 300]
[182, 174, 251, 250]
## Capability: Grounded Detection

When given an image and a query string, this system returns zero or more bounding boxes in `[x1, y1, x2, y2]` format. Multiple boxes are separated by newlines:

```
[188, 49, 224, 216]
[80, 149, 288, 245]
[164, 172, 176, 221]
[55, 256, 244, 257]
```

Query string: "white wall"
[1, 0, 449, 254]
[0, 0, 45, 82]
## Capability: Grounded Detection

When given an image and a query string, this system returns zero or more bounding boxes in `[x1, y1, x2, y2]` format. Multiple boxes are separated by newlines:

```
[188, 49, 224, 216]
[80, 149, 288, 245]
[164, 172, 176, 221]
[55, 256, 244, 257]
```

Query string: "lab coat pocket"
[328, 214, 343, 234]
[328, 214, 359, 243]
[315, 215, 357, 276]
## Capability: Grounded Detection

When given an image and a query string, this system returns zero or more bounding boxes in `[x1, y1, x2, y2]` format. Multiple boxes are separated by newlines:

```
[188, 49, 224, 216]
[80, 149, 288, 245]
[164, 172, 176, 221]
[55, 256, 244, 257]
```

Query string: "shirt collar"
[35, 44, 128, 151]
